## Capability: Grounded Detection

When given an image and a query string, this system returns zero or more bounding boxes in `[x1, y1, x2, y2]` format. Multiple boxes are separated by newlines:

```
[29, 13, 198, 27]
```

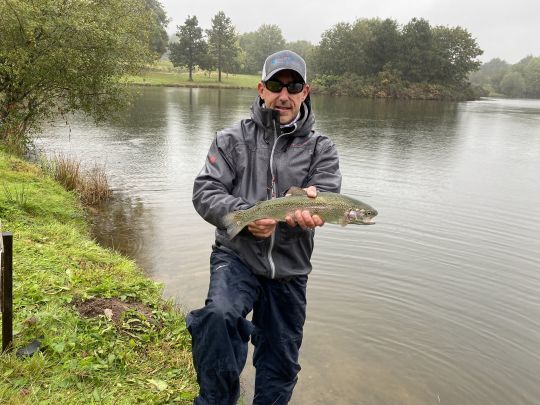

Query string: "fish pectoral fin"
[340, 215, 349, 227]
[285, 186, 307, 197]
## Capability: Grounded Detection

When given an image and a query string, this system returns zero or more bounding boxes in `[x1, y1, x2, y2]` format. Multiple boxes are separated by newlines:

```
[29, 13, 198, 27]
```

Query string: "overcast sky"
[160, 0, 540, 64]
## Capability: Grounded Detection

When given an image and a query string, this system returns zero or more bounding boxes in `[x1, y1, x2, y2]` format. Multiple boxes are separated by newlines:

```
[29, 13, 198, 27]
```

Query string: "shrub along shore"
[0, 148, 198, 403]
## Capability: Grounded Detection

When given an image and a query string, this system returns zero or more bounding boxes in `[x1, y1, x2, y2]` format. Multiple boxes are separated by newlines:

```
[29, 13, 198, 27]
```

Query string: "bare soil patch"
[75, 297, 154, 325]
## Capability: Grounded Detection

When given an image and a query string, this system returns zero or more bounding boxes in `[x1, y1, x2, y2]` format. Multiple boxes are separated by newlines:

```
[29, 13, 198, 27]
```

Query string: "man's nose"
[278, 86, 290, 99]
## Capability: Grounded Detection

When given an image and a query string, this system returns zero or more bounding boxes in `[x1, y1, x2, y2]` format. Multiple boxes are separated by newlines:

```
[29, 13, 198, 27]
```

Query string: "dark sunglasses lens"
[265, 80, 283, 92]
[265, 80, 304, 94]
[287, 83, 304, 94]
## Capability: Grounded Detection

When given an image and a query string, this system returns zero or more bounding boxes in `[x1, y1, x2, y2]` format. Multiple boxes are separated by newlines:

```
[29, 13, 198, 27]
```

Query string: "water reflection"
[36, 90, 540, 405]
[90, 194, 148, 258]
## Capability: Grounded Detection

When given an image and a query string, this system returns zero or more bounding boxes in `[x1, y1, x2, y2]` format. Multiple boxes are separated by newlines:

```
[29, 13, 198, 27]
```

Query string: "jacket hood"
[250, 96, 315, 137]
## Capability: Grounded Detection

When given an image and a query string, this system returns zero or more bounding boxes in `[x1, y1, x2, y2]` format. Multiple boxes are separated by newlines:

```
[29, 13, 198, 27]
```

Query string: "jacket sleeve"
[192, 134, 251, 228]
[306, 135, 342, 193]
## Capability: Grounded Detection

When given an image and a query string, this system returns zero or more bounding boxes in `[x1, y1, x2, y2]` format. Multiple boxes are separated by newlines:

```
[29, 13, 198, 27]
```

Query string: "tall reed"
[40, 153, 111, 205]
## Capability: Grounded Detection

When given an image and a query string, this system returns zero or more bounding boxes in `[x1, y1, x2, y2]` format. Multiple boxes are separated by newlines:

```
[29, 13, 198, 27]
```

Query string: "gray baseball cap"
[261, 50, 307, 83]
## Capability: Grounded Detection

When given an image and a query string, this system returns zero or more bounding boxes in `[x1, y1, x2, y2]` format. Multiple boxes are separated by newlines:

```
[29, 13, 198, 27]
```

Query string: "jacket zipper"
[267, 120, 286, 279]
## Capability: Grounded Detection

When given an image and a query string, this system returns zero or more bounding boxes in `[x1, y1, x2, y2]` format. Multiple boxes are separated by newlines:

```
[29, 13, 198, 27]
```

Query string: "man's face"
[257, 70, 310, 125]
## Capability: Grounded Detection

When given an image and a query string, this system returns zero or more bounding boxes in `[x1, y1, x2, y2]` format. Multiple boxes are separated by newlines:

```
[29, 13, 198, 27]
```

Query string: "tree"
[0, 0, 160, 152]
[512, 55, 534, 75]
[286, 40, 315, 76]
[285, 40, 314, 61]
[431, 25, 482, 84]
[315, 22, 356, 75]
[398, 18, 434, 82]
[500, 72, 526, 97]
[238, 25, 286, 74]
[144, 0, 170, 57]
[169, 16, 207, 81]
[238, 31, 257, 73]
[469, 58, 510, 93]
[348, 19, 376, 76]
[362, 18, 401, 75]
[523, 57, 540, 98]
[206, 11, 238, 82]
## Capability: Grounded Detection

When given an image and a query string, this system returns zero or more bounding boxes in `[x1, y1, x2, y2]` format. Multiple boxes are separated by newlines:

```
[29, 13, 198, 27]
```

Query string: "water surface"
[38, 89, 540, 404]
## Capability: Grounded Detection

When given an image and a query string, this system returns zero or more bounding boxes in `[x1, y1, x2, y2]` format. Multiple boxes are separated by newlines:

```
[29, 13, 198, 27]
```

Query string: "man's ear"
[257, 82, 265, 99]
[302, 84, 310, 101]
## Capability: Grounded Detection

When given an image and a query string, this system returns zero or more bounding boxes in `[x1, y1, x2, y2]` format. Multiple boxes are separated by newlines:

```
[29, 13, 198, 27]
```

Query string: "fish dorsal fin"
[285, 187, 307, 197]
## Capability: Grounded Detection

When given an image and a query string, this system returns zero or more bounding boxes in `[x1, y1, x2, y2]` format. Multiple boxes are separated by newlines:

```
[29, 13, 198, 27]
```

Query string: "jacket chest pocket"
[232, 145, 271, 199]
[274, 145, 313, 193]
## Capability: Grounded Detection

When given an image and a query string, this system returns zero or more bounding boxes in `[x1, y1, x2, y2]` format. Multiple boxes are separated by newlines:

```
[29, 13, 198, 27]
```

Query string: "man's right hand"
[248, 218, 277, 238]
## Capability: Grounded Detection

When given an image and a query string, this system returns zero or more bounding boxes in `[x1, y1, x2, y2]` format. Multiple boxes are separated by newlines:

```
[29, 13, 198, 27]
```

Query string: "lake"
[37, 88, 540, 404]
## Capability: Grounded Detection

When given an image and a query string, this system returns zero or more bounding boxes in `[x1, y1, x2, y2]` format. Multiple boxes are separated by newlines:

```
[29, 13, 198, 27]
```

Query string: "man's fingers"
[248, 219, 277, 238]
[253, 218, 276, 226]
[305, 186, 317, 198]
[301, 210, 316, 227]
[292, 209, 317, 229]
[312, 214, 325, 227]
[285, 215, 296, 227]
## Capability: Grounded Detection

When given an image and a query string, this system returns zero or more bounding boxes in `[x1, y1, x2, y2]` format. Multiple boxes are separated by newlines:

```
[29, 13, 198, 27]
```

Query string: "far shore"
[130, 62, 480, 101]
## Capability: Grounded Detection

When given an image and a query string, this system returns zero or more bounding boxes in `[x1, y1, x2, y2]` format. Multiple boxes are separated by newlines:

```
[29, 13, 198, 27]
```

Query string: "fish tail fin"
[223, 210, 247, 239]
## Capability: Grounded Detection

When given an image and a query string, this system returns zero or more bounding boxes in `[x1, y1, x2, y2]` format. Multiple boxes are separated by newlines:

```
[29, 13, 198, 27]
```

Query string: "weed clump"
[39, 153, 112, 205]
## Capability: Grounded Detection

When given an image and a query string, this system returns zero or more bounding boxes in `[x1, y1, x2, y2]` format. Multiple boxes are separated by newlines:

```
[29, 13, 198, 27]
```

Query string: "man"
[189, 50, 342, 404]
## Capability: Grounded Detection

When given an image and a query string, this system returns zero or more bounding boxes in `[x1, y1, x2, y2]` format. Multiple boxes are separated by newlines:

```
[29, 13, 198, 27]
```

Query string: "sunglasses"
[264, 80, 305, 94]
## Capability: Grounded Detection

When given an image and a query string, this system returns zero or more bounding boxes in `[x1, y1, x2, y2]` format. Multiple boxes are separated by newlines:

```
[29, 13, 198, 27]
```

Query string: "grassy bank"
[128, 60, 259, 89]
[0, 148, 198, 403]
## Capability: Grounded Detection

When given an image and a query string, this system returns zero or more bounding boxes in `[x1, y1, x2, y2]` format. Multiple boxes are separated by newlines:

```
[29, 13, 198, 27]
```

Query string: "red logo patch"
[208, 155, 217, 164]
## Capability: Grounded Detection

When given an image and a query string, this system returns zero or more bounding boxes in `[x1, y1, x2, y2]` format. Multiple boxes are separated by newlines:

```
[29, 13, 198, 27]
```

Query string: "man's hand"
[248, 218, 277, 239]
[285, 186, 325, 229]
[247, 186, 324, 237]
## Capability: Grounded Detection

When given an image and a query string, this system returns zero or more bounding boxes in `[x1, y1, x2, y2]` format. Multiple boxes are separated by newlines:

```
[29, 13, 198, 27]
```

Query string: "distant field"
[127, 60, 260, 89]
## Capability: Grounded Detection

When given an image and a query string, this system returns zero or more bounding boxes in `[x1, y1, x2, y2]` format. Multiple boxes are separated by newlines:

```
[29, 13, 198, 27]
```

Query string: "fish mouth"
[361, 218, 376, 225]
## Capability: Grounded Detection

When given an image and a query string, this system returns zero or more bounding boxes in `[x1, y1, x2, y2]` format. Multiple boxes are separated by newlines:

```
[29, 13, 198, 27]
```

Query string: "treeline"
[469, 57, 540, 98]
[169, 12, 483, 100]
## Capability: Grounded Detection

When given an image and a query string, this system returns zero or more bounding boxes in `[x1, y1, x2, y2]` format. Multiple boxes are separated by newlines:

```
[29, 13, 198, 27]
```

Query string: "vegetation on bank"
[310, 72, 479, 100]
[38, 153, 112, 206]
[470, 56, 540, 98]
[130, 61, 479, 101]
[0, 148, 198, 403]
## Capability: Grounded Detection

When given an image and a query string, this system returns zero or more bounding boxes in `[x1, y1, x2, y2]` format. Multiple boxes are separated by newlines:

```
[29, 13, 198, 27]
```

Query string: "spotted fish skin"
[223, 189, 377, 239]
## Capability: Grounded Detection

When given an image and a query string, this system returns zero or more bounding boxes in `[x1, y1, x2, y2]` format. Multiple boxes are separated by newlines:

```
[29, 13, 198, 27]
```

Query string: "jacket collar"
[250, 96, 314, 137]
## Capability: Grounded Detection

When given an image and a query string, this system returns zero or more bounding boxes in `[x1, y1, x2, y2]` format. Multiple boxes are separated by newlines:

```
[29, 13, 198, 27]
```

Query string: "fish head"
[345, 205, 378, 225]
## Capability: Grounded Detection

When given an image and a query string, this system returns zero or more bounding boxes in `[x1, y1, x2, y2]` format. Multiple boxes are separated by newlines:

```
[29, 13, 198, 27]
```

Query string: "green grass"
[0, 148, 198, 403]
[128, 60, 260, 89]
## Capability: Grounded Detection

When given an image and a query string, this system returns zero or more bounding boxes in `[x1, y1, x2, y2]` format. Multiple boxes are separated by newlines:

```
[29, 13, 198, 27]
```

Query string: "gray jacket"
[192, 96, 342, 279]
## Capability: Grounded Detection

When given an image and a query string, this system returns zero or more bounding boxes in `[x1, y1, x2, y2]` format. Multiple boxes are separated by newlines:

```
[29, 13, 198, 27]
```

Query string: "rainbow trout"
[223, 187, 378, 239]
